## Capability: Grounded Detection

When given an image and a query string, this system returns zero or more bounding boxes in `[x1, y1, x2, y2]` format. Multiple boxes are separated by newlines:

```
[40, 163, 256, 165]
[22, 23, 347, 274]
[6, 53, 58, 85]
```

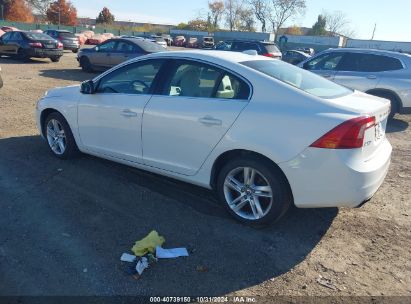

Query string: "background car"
[217, 40, 282, 59]
[214, 41, 232, 51]
[44, 29, 80, 53]
[187, 37, 199, 48]
[150, 35, 167, 48]
[77, 37, 166, 72]
[299, 48, 411, 118]
[37, 51, 391, 226]
[282, 50, 311, 65]
[297, 47, 315, 56]
[202, 36, 215, 49]
[162, 34, 173, 46]
[0, 31, 63, 62]
[174, 36, 186, 47]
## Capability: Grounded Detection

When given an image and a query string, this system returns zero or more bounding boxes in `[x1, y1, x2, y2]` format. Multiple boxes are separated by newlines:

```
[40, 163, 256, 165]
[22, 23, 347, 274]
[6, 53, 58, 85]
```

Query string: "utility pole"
[371, 23, 376, 40]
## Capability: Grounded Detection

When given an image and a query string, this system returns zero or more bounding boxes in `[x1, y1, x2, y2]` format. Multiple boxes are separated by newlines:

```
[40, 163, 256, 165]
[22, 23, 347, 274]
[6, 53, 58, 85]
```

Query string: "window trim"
[92, 56, 253, 101]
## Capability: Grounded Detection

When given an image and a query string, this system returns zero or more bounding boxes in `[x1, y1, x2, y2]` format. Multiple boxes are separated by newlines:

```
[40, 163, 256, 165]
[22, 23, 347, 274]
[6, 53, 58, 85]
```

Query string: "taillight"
[57, 42, 64, 49]
[29, 42, 43, 48]
[263, 53, 275, 58]
[310, 116, 376, 149]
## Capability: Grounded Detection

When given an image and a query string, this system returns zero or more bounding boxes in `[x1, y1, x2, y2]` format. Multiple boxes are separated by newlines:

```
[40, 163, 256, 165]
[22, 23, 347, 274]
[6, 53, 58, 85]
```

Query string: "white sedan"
[36, 50, 392, 226]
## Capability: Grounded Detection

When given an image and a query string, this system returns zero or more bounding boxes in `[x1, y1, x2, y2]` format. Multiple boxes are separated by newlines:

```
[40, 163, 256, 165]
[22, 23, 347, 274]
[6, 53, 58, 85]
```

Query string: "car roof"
[287, 50, 309, 56]
[143, 50, 272, 64]
[325, 47, 411, 57]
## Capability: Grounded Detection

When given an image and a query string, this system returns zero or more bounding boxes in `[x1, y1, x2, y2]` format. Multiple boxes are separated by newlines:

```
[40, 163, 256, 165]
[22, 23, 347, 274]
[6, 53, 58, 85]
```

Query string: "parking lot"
[0, 51, 410, 297]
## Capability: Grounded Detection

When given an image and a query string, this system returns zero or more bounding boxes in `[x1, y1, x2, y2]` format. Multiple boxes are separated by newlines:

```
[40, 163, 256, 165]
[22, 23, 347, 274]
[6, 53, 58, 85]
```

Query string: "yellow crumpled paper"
[131, 230, 165, 257]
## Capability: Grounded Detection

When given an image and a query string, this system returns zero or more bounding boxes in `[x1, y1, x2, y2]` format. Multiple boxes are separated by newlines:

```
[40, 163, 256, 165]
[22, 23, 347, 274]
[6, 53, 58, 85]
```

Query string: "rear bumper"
[279, 139, 392, 208]
[27, 48, 63, 58]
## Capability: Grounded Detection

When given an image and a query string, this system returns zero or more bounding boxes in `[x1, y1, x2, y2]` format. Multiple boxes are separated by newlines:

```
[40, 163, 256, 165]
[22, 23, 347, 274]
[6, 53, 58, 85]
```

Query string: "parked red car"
[174, 36, 186, 47]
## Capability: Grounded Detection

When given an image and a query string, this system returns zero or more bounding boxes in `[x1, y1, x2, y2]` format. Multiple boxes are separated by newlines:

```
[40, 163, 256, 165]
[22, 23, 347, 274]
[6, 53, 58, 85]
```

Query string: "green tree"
[96, 7, 115, 24]
[308, 14, 327, 36]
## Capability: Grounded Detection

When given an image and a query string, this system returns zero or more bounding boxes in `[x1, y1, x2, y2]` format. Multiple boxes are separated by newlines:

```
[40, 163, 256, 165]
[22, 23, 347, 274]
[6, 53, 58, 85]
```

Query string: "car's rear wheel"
[72, 49, 79, 53]
[50, 56, 61, 62]
[216, 156, 292, 227]
[369, 91, 399, 120]
[80, 56, 93, 72]
[44, 112, 79, 159]
[17, 48, 30, 62]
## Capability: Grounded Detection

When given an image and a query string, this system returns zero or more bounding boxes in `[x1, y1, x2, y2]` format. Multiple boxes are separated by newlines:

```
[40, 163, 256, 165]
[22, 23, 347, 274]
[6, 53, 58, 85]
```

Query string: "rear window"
[136, 40, 166, 52]
[263, 44, 280, 53]
[242, 60, 352, 99]
[58, 32, 75, 38]
[24, 32, 53, 40]
[339, 53, 403, 72]
[204, 37, 213, 42]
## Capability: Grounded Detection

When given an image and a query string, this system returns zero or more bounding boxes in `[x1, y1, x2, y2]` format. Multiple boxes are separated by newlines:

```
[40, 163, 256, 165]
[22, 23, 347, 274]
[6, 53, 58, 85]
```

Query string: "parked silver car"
[44, 30, 79, 53]
[299, 48, 411, 118]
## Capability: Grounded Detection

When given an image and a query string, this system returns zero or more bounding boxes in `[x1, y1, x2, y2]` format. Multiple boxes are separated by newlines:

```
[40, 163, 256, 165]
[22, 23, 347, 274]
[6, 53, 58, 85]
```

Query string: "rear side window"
[136, 40, 165, 53]
[58, 32, 75, 38]
[232, 42, 261, 52]
[163, 60, 250, 100]
[339, 53, 403, 72]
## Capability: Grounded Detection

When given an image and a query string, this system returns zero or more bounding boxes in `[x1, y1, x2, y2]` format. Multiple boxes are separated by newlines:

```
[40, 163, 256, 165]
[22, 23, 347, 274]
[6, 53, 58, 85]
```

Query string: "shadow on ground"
[386, 116, 409, 133]
[38, 68, 95, 82]
[0, 135, 337, 296]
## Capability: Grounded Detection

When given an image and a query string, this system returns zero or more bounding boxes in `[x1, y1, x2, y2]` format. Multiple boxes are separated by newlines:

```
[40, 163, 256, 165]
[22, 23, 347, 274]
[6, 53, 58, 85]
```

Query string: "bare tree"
[26, 0, 53, 17]
[237, 7, 256, 31]
[208, 0, 225, 28]
[224, 0, 244, 31]
[324, 10, 355, 38]
[248, 0, 269, 32]
[268, 0, 306, 35]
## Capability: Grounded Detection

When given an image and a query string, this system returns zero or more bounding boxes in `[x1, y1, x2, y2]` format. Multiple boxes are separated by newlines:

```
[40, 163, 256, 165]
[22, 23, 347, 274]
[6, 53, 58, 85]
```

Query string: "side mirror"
[80, 80, 95, 94]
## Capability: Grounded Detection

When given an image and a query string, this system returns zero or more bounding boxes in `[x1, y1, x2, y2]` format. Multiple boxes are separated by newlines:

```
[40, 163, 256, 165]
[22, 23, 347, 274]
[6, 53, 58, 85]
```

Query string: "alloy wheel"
[46, 119, 66, 155]
[223, 167, 273, 220]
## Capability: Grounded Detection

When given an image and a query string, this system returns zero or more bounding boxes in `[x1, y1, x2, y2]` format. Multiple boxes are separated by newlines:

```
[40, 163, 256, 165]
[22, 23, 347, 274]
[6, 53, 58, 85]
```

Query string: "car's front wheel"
[44, 112, 79, 159]
[80, 56, 93, 72]
[50, 56, 61, 62]
[216, 156, 292, 227]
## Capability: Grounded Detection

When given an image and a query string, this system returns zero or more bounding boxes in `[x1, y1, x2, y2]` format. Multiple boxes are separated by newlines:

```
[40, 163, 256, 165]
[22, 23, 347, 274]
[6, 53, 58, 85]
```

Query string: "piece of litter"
[136, 257, 149, 275]
[196, 265, 208, 272]
[120, 253, 137, 263]
[316, 276, 337, 291]
[131, 231, 165, 257]
[156, 246, 189, 259]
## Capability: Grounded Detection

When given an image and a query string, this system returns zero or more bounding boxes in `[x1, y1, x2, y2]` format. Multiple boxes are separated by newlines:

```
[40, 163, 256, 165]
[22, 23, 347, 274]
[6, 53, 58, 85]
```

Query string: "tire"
[44, 112, 79, 159]
[369, 91, 399, 120]
[72, 49, 79, 53]
[17, 48, 30, 62]
[80, 56, 93, 72]
[50, 56, 61, 62]
[216, 156, 292, 227]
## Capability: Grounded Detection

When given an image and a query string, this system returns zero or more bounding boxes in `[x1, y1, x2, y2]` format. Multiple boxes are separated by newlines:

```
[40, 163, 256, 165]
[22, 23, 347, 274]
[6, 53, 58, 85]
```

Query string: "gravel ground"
[0, 51, 410, 299]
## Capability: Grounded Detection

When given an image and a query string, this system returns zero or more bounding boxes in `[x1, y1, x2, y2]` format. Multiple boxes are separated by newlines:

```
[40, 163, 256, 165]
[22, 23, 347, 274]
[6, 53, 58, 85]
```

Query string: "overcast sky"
[70, 0, 411, 41]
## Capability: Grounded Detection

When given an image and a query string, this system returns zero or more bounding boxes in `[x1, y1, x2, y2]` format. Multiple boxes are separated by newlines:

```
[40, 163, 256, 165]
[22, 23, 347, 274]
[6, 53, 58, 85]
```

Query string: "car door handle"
[367, 75, 377, 79]
[121, 109, 138, 117]
[199, 116, 222, 126]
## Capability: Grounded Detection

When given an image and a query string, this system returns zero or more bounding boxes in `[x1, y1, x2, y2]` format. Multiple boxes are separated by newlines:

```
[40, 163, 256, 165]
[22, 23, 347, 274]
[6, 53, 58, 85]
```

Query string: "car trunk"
[330, 91, 391, 159]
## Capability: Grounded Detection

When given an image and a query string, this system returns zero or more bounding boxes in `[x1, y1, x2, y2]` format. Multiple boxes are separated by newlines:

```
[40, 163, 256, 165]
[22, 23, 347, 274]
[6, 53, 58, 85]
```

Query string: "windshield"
[137, 40, 166, 52]
[242, 60, 352, 99]
[204, 38, 213, 42]
[24, 32, 54, 40]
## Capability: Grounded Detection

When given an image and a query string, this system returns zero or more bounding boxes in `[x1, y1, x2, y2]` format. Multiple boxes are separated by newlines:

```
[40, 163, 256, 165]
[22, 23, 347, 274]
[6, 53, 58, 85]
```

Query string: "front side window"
[97, 41, 116, 52]
[96, 60, 163, 94]
[164, 61, 250, 100]
[115, 41, 136, 53]
[305, 52, 345, 71]
[243, 59, 352, 99]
